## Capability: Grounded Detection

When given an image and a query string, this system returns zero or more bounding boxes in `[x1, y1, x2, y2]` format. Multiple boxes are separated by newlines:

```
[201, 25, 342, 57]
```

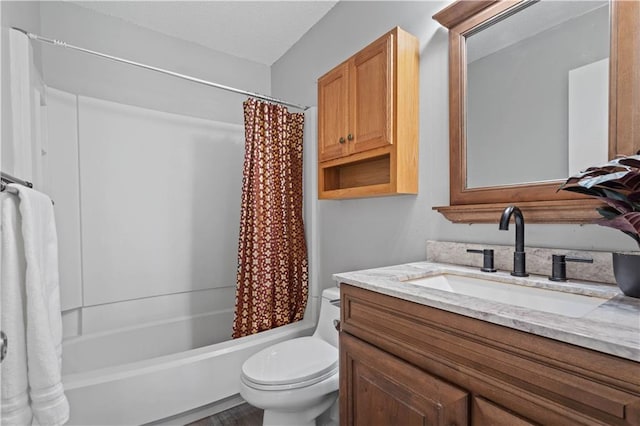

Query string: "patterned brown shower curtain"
[232, 98, 308, 339]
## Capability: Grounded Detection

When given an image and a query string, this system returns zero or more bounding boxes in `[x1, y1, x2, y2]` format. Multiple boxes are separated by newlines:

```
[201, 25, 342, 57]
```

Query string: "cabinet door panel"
[318, 63, 349, 162]
[341, 332, 468, 426]
[351, 34, 393, 154]
[472, 397, 537, 426]
[355, 371, 428, 426]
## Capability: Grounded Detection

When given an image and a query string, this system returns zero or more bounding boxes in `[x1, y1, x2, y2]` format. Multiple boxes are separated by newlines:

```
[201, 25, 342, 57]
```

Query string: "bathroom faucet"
[499, 205, 529, 277]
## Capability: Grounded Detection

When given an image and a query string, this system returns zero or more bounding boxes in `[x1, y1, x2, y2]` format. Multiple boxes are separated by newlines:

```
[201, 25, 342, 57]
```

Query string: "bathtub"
[62, 312, 315, 425]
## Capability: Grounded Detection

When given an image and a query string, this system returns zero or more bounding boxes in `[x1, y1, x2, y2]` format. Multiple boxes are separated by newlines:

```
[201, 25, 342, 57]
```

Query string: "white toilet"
[239, 287, 341, 426]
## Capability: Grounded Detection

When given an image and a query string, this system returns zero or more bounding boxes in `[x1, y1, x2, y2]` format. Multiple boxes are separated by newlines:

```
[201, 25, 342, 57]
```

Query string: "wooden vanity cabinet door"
[318, 62, 350, 162]
[472, 397, 537, 426]
[350, 33, 393, 155]
[340, 332, 469, 426]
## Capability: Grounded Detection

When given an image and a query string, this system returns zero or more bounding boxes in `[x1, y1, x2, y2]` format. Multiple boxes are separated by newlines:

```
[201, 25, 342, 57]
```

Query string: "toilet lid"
[241, 337, 338, 388]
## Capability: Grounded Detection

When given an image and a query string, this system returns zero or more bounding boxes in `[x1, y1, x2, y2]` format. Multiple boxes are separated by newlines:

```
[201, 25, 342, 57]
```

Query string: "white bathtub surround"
[1, 186, 69, 425]
[333, 262, 639, 361]
[45, 90, 246, 327]
[426, 240, 617, 284]
[77, 96, 245, 307]
[6, 29, 46, 187]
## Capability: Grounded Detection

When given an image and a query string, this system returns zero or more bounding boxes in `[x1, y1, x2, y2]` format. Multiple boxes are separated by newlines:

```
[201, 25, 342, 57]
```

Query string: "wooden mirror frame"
[433, 0, 639, 224]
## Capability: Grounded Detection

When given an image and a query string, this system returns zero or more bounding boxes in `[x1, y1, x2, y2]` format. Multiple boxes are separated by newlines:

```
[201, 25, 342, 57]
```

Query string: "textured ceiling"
[71, 1, 338, 66]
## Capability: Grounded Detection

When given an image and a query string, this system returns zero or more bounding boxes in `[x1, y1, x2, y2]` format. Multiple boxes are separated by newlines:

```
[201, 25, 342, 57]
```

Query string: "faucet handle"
[467, 249, 497, 272]
[549, 254, 594, 282]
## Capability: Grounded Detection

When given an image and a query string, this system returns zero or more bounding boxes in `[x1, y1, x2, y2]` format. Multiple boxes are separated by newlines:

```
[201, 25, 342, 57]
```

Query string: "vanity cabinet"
[317, 27, 418, 199]
[339, 284, 640, 425]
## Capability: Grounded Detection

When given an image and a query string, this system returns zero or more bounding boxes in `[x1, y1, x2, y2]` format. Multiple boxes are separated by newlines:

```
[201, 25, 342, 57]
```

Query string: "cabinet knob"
[339, 137, 346, 144]
[347, 133, 354, 141]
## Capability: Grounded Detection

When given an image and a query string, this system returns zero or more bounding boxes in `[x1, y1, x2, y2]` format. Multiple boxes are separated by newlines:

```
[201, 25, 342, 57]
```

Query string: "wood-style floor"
[186, 403, 263, 426]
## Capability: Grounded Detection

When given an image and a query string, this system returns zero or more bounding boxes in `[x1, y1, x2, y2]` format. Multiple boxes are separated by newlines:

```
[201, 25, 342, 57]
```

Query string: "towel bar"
[1, 172, 54, 204]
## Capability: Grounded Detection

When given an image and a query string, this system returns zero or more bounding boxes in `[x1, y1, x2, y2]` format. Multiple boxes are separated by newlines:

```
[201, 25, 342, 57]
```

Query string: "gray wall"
[271, 1, 637, 289]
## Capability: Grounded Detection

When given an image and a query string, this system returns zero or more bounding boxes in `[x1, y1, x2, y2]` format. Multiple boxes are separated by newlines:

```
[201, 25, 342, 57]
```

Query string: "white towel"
[1, 194, 33, 425]
[1, 185, 69, 425]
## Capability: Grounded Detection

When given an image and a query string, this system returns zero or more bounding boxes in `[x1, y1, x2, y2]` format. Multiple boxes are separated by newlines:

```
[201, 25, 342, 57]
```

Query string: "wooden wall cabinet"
[317, 27, 419, 199]
[340, 284, 640, 426]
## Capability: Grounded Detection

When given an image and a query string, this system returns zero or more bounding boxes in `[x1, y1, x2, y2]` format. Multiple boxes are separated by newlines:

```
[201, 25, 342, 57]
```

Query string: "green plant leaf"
[600, 187, 630, 201]
[577, 171, 630, 189]
[558, 184, 607, 197]
[597, 206, 622, 220]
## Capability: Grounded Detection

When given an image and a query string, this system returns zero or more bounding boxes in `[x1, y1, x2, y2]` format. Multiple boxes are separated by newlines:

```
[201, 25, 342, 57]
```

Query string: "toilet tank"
[312, 287, 341, 348]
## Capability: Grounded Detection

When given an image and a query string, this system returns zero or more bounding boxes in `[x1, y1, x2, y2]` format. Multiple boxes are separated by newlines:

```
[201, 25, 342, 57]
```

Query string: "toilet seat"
[241, 336, 338, 391]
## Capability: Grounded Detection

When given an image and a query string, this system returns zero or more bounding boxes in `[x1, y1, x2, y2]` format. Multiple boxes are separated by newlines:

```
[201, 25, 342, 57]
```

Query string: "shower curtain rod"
[11, 27, 310, 111]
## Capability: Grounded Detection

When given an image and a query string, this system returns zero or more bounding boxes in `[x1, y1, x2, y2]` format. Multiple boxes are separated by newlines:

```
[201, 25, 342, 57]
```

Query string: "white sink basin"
[405, 273, 608, 318]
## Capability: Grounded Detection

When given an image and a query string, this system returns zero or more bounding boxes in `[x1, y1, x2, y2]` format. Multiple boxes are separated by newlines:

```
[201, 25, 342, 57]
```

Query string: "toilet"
[239, 287, 341, 426]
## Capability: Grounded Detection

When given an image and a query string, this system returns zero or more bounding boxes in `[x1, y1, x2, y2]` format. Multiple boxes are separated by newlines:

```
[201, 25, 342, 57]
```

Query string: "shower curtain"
[232, 98, 308, 338]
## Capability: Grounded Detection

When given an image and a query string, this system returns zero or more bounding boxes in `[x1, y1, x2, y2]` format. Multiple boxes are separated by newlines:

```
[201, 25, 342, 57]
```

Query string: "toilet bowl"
[239, 287, 341, 426]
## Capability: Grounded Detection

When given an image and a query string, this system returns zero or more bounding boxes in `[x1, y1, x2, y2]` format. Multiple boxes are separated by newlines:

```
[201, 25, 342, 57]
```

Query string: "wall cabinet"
[317, 27, 419, 199]
[340, 284, 640, 425]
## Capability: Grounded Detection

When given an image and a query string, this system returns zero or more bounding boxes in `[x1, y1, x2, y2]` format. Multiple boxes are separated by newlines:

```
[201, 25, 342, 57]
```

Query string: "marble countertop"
[333, 262, 640, 362]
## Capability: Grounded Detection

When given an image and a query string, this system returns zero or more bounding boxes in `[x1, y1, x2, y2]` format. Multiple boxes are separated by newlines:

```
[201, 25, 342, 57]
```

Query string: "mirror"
[433, 0, 639, 223]
[466, 1, 609, 188]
